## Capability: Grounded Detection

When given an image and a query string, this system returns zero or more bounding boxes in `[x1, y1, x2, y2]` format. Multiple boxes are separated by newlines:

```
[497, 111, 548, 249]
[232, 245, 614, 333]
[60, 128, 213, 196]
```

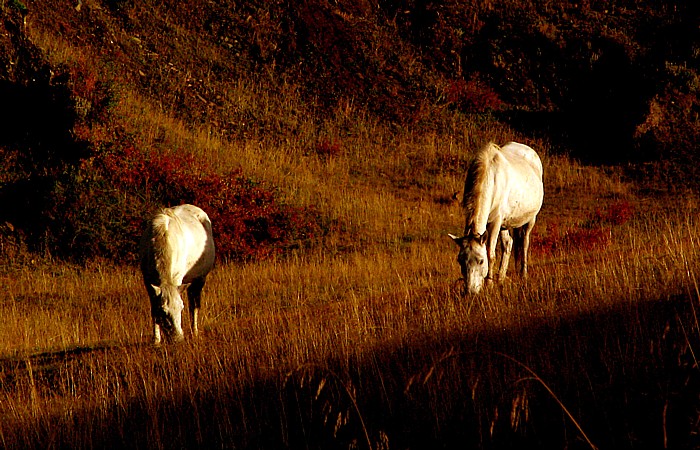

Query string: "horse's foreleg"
[186, 278, 205, 337]
[149, 293, 163, 345]
[486, 223, 501, 284]
[153, 321, 162, 345]
[498, 229, 513, 281]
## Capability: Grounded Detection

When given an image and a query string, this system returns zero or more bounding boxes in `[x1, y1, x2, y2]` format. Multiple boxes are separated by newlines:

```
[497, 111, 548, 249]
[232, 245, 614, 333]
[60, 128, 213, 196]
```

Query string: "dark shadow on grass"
[0, 341, 149, 389]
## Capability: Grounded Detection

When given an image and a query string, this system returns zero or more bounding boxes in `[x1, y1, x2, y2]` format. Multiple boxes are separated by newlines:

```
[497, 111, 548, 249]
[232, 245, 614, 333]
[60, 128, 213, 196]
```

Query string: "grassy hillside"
[1, 0, 699, 448]
[1, 0, 698, 260]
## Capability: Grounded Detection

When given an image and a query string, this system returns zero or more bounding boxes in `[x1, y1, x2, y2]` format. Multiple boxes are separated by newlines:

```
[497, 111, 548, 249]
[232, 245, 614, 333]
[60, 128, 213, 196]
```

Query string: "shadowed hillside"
[1, 0, 698, 260]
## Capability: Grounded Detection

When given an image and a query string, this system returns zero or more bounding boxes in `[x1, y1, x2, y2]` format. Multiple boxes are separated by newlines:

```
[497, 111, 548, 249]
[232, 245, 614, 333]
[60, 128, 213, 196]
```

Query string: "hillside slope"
[0, 0, 698, 261]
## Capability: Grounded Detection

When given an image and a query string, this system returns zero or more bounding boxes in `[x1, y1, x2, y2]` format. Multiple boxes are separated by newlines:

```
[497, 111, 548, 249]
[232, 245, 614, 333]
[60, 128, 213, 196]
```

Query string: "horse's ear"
[151, 285, 162, 296]
[479, 233, 488, 245]
[448, 233, 465, 247]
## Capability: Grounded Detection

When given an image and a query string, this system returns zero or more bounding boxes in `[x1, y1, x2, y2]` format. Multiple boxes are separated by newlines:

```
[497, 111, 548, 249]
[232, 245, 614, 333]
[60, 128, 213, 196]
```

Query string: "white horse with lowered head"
[140, 204, 215, 344]
[449, 142, 543, 294]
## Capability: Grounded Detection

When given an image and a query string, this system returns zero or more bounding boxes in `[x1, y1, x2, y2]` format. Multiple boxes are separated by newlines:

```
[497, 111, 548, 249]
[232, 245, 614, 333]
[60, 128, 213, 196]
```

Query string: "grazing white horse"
[449, 142, 543, 294]
[139, 204, 215, 344]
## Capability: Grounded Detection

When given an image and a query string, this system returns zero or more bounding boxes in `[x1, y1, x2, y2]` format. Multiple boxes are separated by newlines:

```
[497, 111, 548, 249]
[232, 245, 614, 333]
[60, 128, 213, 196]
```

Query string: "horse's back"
[494, 142, 544, 227]
[500, 142, 543, 178]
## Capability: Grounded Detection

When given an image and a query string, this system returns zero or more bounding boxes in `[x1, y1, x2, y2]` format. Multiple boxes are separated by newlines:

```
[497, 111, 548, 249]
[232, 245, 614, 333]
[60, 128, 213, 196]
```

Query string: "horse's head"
[150, 284, 185, 342]
[449, 232, 488, 294]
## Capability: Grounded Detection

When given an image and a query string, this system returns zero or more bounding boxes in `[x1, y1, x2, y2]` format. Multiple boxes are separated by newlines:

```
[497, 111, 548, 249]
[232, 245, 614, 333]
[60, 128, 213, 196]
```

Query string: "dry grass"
[2, 173, 699, 447]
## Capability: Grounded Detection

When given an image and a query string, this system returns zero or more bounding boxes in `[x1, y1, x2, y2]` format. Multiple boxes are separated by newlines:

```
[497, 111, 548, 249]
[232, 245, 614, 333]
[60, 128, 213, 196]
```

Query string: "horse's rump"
[140, 204, 215, 288]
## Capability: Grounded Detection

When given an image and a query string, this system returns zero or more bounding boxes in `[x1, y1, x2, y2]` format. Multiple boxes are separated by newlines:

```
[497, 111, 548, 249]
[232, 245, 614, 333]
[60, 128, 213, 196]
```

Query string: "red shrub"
[532, 221, 562, 254]
[533, 200, 633, 255]
[104, 147, 321, 259]
[313, 139, 342, 158]
[591, 200, 634, 226]
[67, 54, 115, 127]
[48, 144, 326, 262]
[533, 221, 611, 255]
[447, 77, 504, 113]
[565, 227, 611, 251]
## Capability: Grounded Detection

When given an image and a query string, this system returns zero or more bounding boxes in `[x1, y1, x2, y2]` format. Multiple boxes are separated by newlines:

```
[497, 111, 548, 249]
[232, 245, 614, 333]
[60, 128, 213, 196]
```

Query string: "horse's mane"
[462, 142, 500, 234]
[150, 208, 178, 284]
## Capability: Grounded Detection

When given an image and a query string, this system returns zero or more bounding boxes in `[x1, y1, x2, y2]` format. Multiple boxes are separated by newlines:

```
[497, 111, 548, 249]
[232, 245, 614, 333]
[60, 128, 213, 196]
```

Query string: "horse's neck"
[466, 174, 495, 236]
[471, 196, 493, 236]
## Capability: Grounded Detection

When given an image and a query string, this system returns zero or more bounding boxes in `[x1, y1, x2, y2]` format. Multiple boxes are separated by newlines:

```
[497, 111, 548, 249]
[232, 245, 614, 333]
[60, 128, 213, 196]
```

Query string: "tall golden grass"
[2, 131, 699, 447]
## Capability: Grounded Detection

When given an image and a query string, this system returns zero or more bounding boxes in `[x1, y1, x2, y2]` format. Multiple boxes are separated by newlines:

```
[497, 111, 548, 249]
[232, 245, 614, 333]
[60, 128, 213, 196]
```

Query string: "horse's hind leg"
[513, 227, 525, 276]
[515, 220, 536, 278]
[497, 228, 513, 281]
[186, 278, 206, 337]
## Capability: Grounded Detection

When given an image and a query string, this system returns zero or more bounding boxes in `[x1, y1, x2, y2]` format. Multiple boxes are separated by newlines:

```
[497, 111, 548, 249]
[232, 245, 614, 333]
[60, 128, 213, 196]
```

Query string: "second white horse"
[139, 204, 216, 344]
[450, 142, 544, 294]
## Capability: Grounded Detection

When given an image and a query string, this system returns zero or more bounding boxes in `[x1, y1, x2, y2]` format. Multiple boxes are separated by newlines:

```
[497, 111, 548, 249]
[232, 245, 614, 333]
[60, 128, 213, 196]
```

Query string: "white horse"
[449, 142, 543, 294]
[139, 204, 215, 344]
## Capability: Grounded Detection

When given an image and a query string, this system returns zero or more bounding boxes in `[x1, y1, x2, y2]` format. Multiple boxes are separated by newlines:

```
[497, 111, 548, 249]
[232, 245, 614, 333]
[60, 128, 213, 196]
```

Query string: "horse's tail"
[150, 209, 177, 283]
